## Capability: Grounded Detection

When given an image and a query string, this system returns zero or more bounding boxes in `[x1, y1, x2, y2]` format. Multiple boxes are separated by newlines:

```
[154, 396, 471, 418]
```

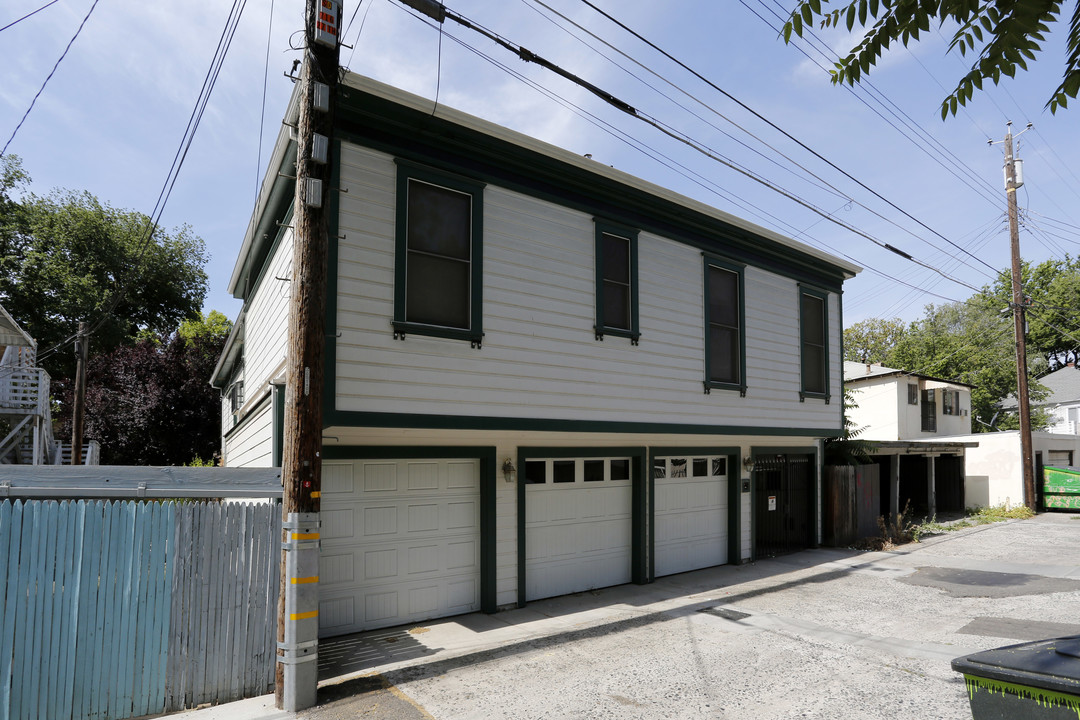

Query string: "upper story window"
[392, 161, 486, 347]
[799, 286, 829, 402]
[703, 255, 745, 395]
[593, 219, 639, 343]
[922, 388, 937, 432]
[942, 389, 961, 415]
[908, 384, 919, 405]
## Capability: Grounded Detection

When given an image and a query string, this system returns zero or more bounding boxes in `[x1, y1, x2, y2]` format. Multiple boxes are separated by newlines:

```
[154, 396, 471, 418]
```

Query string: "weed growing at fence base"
[855, 503, 1034, 550]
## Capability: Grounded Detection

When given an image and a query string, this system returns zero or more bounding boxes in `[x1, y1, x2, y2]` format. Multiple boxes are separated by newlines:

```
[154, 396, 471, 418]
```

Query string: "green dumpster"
[1043, 466, 1080, 511]
[952, 636, 1080, 719]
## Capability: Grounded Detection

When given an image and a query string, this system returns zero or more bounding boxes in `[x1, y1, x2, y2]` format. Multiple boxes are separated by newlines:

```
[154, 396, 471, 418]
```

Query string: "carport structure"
[870, 440, 978, 519]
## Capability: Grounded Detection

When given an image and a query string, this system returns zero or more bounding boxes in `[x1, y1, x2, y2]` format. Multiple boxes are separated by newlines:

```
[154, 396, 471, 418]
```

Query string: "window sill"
[594, 326, 640, 345]
[704, 380, 747, 397]
[799, 390, 831, 404]
[392, 321, 485, 348]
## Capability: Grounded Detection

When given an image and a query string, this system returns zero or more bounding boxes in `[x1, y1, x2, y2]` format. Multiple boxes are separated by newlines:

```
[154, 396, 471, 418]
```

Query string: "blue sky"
[3, 0, 1079, 330]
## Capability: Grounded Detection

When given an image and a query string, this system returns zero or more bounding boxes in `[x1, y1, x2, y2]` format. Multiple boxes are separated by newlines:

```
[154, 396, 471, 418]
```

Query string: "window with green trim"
[392, 161, 485, 346]
[594, 220, 639, 343]
[799, 287, 829, 401]
[703, 256, 746, 394]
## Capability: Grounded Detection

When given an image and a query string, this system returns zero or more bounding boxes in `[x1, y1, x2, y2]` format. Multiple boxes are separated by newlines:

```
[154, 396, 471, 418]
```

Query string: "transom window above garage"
[653, 456, 727, 479]
[524, 457, 633, 484]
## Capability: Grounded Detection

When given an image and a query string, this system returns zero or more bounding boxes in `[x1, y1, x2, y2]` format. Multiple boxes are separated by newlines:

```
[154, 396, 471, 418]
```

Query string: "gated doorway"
[754, 453, 814, 558]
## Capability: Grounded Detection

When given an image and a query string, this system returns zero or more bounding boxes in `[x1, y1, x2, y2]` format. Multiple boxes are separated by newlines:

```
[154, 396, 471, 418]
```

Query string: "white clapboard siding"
[0, 500, 279, 720]
[333, 142, 843, 430]
[225, 399, 273, 468]
[244, 228, 293, 394]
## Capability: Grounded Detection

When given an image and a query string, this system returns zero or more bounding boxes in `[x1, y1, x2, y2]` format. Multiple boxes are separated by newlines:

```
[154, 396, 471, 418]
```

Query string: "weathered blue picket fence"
[0, 499, 281, 720]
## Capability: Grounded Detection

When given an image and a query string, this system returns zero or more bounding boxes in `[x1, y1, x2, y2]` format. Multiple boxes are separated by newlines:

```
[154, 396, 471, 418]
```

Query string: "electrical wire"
[255, 0, 277, 204]
[1, 0, 101, 157]
[390, 1, 970, 306]
[0, 0, 59, 33]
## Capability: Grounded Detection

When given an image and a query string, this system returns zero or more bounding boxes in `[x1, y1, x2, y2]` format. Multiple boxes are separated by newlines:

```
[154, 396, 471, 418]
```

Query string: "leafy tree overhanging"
[783, 0, 1080, 116]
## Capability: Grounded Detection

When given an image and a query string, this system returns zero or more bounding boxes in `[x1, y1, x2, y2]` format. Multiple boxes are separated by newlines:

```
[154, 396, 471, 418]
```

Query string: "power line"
[1, 0, 101, 157]
[255, 0, 276, 204]
[0, 0, 59, 33]
[393, 0, 986, 298]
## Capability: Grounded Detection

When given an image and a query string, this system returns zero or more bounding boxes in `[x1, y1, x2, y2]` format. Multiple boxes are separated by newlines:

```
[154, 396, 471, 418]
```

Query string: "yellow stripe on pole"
[290, 610, 319, 621]
[291, 532, 320, 540]
[290, 576, 319, 584]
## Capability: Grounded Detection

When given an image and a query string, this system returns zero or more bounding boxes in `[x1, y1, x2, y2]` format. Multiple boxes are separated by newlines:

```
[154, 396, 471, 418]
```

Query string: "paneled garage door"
[654, 455, 728, 577]
[318, 458, 481, 637]
[524, 456, 633, 602]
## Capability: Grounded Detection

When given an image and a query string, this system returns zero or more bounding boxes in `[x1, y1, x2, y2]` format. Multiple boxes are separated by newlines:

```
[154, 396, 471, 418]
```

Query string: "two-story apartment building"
[844, 362, 976, 518]
[212, 73, 859, 636]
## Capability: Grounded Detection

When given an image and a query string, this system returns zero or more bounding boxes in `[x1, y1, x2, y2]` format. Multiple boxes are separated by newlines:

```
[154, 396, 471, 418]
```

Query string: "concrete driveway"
[179, 513, 1080, 720]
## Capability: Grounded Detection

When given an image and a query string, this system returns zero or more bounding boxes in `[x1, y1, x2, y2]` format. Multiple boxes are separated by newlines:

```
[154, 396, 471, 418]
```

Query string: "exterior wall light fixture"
[502, 458, 517, 483]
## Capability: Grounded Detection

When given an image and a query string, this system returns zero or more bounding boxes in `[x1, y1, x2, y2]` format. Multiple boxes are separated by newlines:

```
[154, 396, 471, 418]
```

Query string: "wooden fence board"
[0, 501, 21, 720]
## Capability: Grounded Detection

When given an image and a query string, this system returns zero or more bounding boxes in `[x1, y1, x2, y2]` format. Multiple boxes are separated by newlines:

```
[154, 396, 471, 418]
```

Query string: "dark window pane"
[670, 459, 687, 478]
[693, 458, 707, 476]
[709, 266, 739, 328]
[406, 253, 469, 328]
[407, 180, 471, 260]
[525, 460, 546, 484]
[709, 325, 740, 384]
[653, 460, 666, 479]
[803, 344, 825, 394]
[801, 294, 825, 343]
[711, 458, 726, 476]
[602, 233, 630, 282]
[553, 460, 576, 483]
[584, 460, 604, 482]
[611, 459, 630, 481]
[603, 281, 630, 330]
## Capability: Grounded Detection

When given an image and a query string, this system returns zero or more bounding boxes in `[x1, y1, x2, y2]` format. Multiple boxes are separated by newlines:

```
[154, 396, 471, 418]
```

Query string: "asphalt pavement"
[170, 512, 1080, 720]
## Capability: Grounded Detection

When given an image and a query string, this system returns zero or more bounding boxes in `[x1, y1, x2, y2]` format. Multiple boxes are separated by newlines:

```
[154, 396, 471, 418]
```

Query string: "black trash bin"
[952, 636, 1080, 719]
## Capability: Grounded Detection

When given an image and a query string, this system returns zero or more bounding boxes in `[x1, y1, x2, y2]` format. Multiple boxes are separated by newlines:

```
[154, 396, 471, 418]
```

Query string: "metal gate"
[754, 454, 812, 558]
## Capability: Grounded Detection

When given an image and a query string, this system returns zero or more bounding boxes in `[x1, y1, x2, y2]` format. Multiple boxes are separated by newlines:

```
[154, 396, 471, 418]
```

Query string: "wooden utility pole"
[71, 321, 88, 465]
[275, 0, 340, 711]
[1002, 122, 1037, 510]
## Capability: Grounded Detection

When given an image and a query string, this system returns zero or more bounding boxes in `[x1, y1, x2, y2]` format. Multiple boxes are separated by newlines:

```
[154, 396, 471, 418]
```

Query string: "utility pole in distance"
[275, 0, 341, 711]
[71, 321, 88, 465]
[997, 121, 1036, 510]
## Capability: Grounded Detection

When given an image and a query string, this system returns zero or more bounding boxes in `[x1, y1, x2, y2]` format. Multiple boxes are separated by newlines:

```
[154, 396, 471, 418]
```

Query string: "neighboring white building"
[843, 361, 974, 440]
[212, 73, 860, 636]
[843, 362, 976, 518]
[1030, 365, 1080, 435]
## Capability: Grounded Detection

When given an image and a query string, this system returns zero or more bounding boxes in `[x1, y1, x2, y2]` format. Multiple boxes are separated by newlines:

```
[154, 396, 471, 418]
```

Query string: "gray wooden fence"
[0, 499, 281, 720]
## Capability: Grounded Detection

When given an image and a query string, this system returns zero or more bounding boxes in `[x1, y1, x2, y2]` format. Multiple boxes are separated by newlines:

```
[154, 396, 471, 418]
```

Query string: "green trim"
[334, 87, 851, 291]
[324, 139, 342, 422]
[319, 445, 498, 614]
[393, 160, 486, 347]
[222, 391, 273, 443]
[323, 409, 842, 437]
[798, 285, 831, 404]
[750, 445, 819, 560]
[648, 447, 741, 581]
[963, 674, 1080, 715]
[233, 140, 298, 301]
[516, 446, 648, 608]
[703, 254, 747, 395]
[593, 219, 640, 343]
[272, 384, 285, 468]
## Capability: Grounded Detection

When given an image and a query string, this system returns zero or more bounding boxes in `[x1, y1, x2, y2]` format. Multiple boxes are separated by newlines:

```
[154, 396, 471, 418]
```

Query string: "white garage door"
[654, 455, 728, 577]
[524, 456, 633, 602]
[318, 458, 481, 637]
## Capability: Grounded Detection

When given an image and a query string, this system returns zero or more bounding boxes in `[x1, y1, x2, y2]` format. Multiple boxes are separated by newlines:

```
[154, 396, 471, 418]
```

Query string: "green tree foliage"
[54, 312, 232, 465]
[783, 0, 1080, 116]
[844, 316, 907, 363]
[825, 387, 877, 465]
[0, 157, 208, 379]
[978, 256, 1080, 369]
